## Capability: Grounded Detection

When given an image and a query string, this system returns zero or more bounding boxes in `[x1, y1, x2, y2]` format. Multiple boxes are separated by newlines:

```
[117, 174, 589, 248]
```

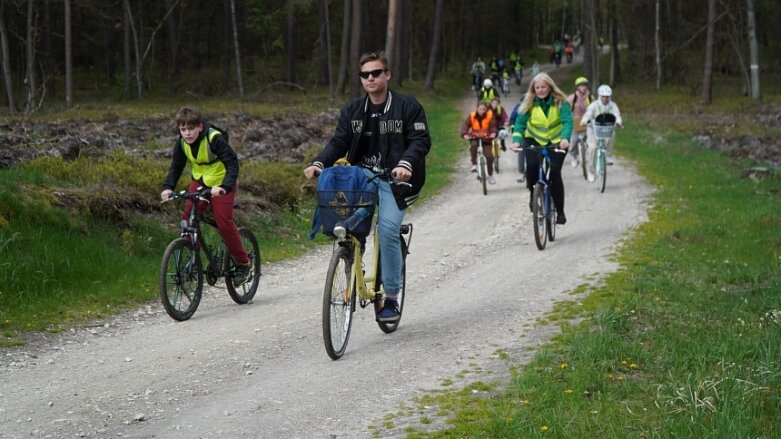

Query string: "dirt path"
[0, 60, 653, 439]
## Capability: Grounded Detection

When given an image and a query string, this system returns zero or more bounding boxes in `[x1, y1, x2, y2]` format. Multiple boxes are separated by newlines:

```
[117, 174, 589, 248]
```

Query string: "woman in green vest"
[509, 72, 573, 225]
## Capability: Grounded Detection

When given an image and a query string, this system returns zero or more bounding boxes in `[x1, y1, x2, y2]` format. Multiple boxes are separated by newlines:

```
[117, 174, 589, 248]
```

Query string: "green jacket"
[512, 95, 573, 145]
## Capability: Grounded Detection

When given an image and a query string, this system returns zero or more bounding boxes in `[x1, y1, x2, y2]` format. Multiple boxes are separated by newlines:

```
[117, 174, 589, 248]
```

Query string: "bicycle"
[530, 145, 565, 250]
[159, 187, 261, 321]
[592, 113, 617, 193]
[465, 133, 494, 196]
[318, 175, 414, 360]
[572, 131, 588, 180]
[501, 75, 510, 97]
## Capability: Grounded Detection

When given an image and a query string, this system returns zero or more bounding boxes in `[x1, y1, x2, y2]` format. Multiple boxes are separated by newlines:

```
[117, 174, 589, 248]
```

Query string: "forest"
[1, 0, 779, 115]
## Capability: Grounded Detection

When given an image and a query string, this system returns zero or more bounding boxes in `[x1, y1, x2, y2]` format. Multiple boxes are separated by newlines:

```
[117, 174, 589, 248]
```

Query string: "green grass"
[0, 78, 465, 339]
[398, 97, 781, 438]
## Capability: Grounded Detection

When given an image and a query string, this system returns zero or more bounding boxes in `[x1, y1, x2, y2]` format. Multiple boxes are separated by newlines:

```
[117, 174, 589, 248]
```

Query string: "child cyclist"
[160, 106, 252, 285]
[580, 84, 623, 182]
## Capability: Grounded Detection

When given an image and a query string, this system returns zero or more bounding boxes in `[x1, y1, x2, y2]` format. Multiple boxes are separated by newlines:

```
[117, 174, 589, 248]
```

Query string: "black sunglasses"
[359, 68, 386, 79]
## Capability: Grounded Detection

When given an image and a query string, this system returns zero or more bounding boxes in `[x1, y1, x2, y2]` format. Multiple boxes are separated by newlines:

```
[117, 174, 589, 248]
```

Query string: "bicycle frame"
[180, 197, 229, 282]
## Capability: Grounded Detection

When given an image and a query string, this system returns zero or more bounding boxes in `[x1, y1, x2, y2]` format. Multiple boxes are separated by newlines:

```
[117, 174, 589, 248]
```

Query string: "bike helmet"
[597, 84, 612, 97]
[574, 76, 589, 86]
[483, 79, 493, 87]
[498, 128, 508, 139]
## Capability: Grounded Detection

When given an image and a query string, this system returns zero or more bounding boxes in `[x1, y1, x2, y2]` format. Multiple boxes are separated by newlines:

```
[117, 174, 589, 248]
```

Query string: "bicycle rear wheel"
[373, 237, 408, 334]
[479, 156, 488, 195]
[596, 148, 607, 193]
[532, 183, 547, 250]
[160, 238, 203, 321]
[226, 228, 261, 304]
[322, 245, 356, 360]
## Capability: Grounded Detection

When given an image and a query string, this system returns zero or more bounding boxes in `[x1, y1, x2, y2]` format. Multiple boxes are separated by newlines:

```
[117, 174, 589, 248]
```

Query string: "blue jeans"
[362, 168, 405, 299]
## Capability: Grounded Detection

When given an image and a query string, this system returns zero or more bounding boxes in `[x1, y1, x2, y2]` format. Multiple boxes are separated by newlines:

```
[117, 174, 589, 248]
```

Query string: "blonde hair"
[519, 73, 568, 114]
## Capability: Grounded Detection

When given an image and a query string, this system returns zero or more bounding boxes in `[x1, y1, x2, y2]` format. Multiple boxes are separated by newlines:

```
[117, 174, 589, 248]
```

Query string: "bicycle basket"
[316, 190, 377, 238]
[593, 113, 616, 140]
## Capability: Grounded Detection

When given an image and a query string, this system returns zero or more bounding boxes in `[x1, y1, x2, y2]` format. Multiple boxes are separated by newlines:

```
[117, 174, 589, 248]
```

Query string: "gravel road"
[0, 72, 652, 439]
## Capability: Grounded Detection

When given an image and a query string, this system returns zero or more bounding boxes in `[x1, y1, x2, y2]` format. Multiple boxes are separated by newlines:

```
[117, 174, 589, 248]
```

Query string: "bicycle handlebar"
[463, 133, 497, 140]
[161, 187, 212, 205]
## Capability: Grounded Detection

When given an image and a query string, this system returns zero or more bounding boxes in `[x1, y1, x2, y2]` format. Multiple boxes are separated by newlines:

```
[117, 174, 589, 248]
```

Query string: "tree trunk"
[423, 0, 443, 91]
[285, 0, 295, 87]
[655, 0, 661, 91]
[384, 0, 398, 72]
[701, 0, 716, 104]
[24, 0, 37, 114]
[582, 0, 598, 85]
[349, 0, 362, 99]
[229, 0, 244, 97]
[165, 0, 179, 87]
[746, 0, 760, 100]
[609, 0, 620, 83]
[122, 0, 131, 100]
[319, 0, 333, 102]
[123, 0, 143, 99]
[0, 0, 16, 114]
[64, 0, 72, 108]
[335, 0, 351, 95]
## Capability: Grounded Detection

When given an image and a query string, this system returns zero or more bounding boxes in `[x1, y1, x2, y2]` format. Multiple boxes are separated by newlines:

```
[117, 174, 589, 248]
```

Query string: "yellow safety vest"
[524, 104, 562, 145]
[480, 87, 497, 104]
[181, 127, 227, 188]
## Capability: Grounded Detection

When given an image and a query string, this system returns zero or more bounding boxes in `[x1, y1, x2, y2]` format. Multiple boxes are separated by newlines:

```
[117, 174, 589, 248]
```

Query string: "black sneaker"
[556, 212, 567, 225]
[232, 264, 251, 286]
[377, 298, 400, 322]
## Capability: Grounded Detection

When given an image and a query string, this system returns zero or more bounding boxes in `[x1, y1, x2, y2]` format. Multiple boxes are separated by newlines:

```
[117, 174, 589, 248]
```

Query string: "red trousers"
[182, 180, 250, 266]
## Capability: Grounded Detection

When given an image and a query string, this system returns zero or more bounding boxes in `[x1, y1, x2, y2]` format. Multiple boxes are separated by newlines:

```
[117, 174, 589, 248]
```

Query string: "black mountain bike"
[159, 188, 261, 321]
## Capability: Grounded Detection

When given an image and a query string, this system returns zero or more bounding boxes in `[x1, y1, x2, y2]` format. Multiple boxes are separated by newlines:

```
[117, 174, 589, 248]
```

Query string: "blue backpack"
[308, 165, 376, 239]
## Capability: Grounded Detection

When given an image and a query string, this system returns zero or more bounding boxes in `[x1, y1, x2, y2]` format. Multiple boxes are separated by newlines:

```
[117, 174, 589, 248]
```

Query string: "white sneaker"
[570, 156, 579, 168]
[488, 175, 496, 185]
[607, 157, 614, 165]
[470, 165, 477, 172]
[587, 172, 595, 182]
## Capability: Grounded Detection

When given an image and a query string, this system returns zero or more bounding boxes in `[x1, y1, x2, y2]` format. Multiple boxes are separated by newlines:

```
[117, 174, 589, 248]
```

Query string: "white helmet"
[483, 79, 493, 87]
[597, 84, 612, 97]
[498, 128, 508, 139]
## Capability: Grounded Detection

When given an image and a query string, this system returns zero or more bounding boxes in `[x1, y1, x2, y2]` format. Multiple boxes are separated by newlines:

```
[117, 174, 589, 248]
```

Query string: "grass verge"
[396, 106, 781, 437]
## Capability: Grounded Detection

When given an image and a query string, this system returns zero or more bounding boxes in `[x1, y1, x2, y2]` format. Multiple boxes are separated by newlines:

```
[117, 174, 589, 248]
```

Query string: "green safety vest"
[181, 127, 227, 188]
[525, 103, 563, 145]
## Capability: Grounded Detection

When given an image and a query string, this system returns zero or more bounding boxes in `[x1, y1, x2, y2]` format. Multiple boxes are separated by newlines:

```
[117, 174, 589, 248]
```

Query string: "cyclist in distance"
[509, 72, 573, 224]
[160, 106, 252, 285]
[580, 84, 623, 181]
[303, 51, 431, 323]
[478, 78, 498, 105]
[567, 76, 595, 167]
[489, 97, 509, 150]
[470, 57, 486, 91]
[460, 101, 498, 183]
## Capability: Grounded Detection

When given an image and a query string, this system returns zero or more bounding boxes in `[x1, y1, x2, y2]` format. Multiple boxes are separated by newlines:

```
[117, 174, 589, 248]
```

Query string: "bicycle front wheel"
[596, 148, 607, 193]
[373, 237, 408, 334]
[226, 228, 261, 304]
[547, 202, 557, 242]
[322, 245, 356, 360]
[160, 238, 203, 321]
[479, 156, 488, 196]
[532, 183, 547, 250]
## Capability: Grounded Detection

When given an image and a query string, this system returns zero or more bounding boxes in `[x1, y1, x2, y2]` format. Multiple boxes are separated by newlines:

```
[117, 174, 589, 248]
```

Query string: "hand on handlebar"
[303, 165, 321, 179]
[462, 133, 471, 140]
[391, 166, 412, 183]
[160, 189, 173, 202]
[509, 143, 521, 152]
[210, 186, 226, 197]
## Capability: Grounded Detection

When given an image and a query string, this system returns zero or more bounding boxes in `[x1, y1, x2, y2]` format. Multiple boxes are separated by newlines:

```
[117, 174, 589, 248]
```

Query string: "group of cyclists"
[462, 60, 624, 226]
[471, 52, 525, 99]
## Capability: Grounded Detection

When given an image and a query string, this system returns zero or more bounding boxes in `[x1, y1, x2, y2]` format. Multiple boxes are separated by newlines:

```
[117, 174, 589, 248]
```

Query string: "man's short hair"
[359, 51, 389, 70]
[176, 107, 203, 127]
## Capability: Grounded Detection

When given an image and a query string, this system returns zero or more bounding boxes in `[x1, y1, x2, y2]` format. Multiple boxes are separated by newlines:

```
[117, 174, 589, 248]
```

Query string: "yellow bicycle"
[319, 179, 414, 360]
